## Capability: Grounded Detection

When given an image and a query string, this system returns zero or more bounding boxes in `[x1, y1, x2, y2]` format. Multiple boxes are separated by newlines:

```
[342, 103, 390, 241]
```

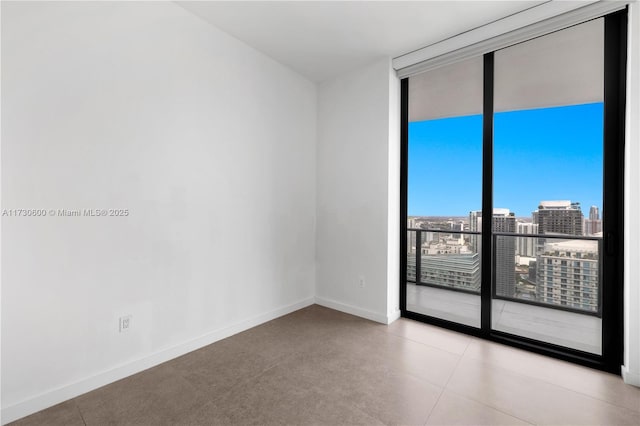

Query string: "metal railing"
[407, 228, 602, 317]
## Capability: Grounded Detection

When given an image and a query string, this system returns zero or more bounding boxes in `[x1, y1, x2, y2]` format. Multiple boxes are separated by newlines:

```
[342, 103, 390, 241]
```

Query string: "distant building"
[584, 205, 602, 236]
[468, 209, 516, 297]
[493, 209, 517, 298]
[422, 235, 467, 255]
[407, 253, 481, 292]
[407, 217, 417, 254]
[516, 222, 539, 257]
[469, 210, 482, 253]
[535, 239, 599, 312]
[533, 200, 584, 236]
[406, 234, 481, 292]
[453, 220, 465, 232]
[529, 260, 537, 282]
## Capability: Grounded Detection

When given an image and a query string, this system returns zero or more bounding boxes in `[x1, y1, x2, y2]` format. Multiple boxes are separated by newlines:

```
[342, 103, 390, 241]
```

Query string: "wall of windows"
[401, 11, 626, 373]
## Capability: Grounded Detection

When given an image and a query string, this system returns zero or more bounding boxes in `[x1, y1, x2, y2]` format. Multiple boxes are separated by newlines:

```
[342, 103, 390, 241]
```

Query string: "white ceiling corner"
[176, 1, 546, 82]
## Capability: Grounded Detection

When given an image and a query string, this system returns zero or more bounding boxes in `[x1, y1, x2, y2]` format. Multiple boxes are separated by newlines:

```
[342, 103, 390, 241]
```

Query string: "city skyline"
[408, 102, 604, 217]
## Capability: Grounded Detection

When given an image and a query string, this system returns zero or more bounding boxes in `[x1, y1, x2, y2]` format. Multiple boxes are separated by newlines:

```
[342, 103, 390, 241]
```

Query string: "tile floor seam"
[531, 379, 640, 415]
[151, 350, 298, 420]
[339, 397, 392, 426]
[304, 323, 446, 426]
[421, 386, 446, 426]
[386, 331, 471, 357]
[299, 330, 449, 426]
[460, 351, 640, 415]
[341, 328, 446, 426]
[366, 323, 397, 341]
[440, 383, 536, 425]
[200, 350, 301, 405]
[423, 334, 473, 426]
[382, 330, 471, 362]
[442, 336, 470, 387]
[74, 401, 87, 426]
[164, 349, 314, 424]
[73, 395, 90, 426]
[443, 388, 538, 426]
[445, 357, 640, 425]
[366, 329, 465, 393]
[191, 322, 347, 402]
[178, 348, 386, 426]
[396, 368, 449, 394]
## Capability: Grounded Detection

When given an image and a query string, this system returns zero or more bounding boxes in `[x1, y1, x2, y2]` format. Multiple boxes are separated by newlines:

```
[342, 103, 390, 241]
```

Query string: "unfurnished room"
[1, 1, 639, 425]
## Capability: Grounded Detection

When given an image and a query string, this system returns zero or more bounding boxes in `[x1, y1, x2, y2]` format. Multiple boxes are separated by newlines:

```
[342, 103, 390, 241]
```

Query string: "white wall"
[315, 58, 400, 324]
[623, 1, 640, 387]
[1, 2, 316, 422]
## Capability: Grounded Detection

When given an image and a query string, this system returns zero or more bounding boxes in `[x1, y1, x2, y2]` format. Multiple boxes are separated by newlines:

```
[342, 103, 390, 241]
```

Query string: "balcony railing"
[407, 229, 481, 295]
[407, 228, 602, 317]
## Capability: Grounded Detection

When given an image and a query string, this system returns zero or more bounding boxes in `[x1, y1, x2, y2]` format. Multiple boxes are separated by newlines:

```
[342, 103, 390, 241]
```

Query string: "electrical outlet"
[358, 275, 366, 288]
[119, 315, 132, 333]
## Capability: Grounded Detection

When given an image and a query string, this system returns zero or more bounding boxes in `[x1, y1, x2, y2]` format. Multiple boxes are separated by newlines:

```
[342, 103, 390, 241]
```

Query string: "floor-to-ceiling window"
[400, 10, 626, 373]
[405, 56, 483, 328]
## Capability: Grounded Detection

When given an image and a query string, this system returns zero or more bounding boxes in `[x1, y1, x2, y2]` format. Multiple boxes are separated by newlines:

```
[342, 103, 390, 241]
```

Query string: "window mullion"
[481, 52, 494, 334]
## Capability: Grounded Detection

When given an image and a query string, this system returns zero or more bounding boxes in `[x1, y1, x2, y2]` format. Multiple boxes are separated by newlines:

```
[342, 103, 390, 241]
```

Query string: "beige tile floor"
[11, 305, 640, 426]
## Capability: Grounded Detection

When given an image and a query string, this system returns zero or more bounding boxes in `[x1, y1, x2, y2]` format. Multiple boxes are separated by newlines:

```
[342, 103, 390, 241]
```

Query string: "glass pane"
[406, 231, 482, 328]
[492, 19, 604, 354]
[407, 57, 483, 328]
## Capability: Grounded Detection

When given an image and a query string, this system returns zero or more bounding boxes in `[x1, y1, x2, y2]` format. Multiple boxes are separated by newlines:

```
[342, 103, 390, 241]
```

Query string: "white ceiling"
[178, 1, 546, 82]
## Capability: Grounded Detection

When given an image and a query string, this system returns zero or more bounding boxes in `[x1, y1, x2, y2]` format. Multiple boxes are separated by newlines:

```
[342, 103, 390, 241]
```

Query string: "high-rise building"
[533, 200, 584, 236]
[493, 209, 517, 298]
[531, 202, 601, 310]
[407, 217, 417, 254]
[585, 205, 602, 236]
[535, 239, 599, 312]
[468, 209, 516, 297]
[516, 222, 539, 257]
[468, 210, 482, 252]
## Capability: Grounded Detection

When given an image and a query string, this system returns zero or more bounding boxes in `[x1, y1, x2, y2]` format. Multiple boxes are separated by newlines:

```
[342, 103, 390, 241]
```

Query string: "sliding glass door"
[400, 10, 626, 373]
[406, 56, 483, 328]
[491, 18, 605, 354]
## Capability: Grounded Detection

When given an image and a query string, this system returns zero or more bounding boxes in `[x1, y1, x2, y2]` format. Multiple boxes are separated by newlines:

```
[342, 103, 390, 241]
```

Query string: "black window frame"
[399, 8, 627, 375]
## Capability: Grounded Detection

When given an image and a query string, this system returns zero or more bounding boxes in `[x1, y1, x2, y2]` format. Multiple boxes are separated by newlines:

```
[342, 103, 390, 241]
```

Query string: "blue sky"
[408, 102, 604, 218]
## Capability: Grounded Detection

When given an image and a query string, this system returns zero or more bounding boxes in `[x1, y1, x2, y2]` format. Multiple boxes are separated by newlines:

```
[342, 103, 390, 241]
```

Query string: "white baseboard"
[314, 296, 388, 324]
[1, 297, 315, 425]
[387, 308, 401, 324]
[622, 365, 640, 387]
